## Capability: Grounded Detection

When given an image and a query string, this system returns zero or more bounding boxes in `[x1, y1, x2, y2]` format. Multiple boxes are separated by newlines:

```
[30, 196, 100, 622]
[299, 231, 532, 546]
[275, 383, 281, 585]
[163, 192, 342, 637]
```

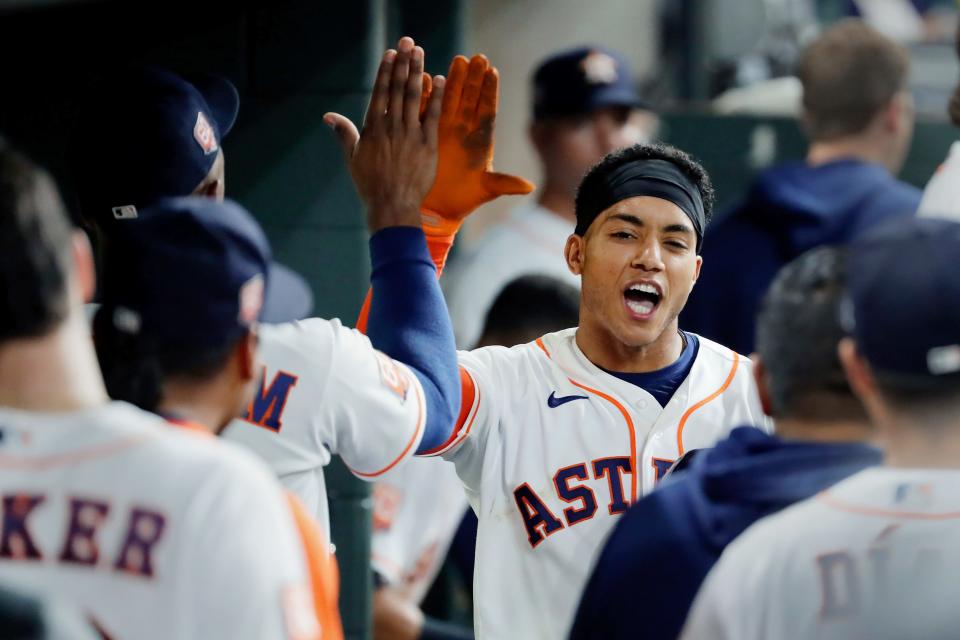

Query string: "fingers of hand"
[483, 171, 536, 197]
[441, 55, 470, 121]
[423, 75, 446, 147]
[459, 54, 489, 122]
[388, 37, 414, 128]
[473, 67, 499, 131]
[403, 45, 425, 128]
[418, 73, 433, 120]
[363, 49, 396, 130]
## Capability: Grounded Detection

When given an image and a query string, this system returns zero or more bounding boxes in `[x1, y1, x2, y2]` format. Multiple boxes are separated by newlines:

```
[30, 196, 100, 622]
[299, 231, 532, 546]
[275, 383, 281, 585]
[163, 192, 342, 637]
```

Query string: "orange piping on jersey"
[535, 337, 551, 358]
[419, 367, 477, 456]
[676, 353, 740, 456]
[816, 490, 960, 520]
[286, 493, 343, 640]
[0, 435, 153, 470]
[568, 380, 639, 504]
[348, 375, 426, 479]
[535, 336, 639, 504]
[371, 551, 404, 578]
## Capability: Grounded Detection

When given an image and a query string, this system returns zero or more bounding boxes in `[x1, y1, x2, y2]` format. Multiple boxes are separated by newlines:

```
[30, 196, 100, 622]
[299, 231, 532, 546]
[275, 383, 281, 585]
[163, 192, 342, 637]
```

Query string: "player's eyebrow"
[608, 213, 644, 227]
[663, 223, 694, 236]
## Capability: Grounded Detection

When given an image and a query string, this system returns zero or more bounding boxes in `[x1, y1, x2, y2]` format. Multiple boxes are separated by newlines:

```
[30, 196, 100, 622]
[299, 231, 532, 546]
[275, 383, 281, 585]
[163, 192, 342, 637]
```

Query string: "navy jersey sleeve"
[366, 227, 460, 453]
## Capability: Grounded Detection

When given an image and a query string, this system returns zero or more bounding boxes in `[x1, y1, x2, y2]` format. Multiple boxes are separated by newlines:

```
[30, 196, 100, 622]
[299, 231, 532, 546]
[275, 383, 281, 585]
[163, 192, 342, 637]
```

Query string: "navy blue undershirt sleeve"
[366, 226, 460, 454]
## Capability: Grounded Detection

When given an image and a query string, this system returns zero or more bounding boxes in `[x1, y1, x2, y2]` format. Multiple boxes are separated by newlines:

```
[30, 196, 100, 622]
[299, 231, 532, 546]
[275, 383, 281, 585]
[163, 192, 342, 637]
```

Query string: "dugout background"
[0, 1, 954, 638]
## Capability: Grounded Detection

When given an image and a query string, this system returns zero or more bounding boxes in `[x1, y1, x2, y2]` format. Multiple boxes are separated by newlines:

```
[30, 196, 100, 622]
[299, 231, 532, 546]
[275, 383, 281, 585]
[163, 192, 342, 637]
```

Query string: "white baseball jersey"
[443, 202, 580, 348]
[371, 456, 468, 604]
[422, 328, 769, 640]
[0, 402, 317, 640]
[918, 141, 960, 219]
[683, 467, 960, 640]
[223, 318, 426, 538]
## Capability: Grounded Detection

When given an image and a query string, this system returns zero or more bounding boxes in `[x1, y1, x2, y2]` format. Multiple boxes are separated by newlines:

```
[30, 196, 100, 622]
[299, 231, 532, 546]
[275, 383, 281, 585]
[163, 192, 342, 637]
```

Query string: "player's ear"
[236, 329, 258, 382]
[692, 254, 703, 285]
[750, 353, 774, 417]
[565, 234, 585, 276]
[838, 337, 885, 425]
[70, 230, 96, 304]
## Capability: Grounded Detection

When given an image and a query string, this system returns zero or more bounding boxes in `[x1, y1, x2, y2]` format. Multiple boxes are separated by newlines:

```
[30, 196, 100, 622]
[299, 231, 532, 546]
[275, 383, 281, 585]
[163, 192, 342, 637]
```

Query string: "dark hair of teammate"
[92, 310, 246, 413]
[476, 275, 581, 348]
[755, 246, 865, 422]
[798, 19, 910, 141]
[0, 139, 74, 342]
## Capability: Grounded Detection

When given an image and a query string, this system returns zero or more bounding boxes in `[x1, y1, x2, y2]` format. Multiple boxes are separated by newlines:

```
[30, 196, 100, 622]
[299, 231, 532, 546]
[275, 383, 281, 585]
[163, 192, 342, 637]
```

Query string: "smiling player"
[368, 141, 770, 639]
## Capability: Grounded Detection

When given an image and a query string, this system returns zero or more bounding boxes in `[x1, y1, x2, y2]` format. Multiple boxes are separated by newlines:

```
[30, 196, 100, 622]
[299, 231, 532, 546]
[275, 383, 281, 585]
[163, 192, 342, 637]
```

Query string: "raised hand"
[324, 37, 445, 232]
[421, 54, 535, 237]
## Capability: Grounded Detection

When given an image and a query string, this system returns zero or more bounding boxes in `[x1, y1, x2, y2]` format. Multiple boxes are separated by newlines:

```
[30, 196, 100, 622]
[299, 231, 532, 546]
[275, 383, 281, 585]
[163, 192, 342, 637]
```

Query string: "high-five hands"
[324, 37, 445, 232]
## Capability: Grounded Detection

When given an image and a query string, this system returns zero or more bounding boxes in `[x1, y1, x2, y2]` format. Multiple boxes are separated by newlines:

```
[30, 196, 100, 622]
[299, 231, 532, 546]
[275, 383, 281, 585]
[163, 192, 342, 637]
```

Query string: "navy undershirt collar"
[600, 332, 699, 408]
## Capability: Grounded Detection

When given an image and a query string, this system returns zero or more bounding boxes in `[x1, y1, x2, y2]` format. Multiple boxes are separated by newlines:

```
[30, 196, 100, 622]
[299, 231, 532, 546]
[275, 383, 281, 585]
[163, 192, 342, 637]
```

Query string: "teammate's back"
[0, 401, 313, 639]
[0, 141, 317, 639]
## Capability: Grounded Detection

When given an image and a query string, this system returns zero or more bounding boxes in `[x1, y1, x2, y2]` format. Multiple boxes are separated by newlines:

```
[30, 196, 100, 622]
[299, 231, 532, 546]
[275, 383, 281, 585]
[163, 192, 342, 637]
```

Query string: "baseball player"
[569, 246, 881, 640]
[682, 216, 960, 639]
[0, 141, 318, 639]
[93, 196, 344, 638]
[370, 276, 581, 640]
[70, 38, 492, 538]
[364, 138, 770, 638]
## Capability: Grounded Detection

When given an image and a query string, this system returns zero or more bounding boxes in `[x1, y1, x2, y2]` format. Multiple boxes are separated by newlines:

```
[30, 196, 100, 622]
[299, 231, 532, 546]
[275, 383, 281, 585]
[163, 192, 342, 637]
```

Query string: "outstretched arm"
[324, 37, 459, 453]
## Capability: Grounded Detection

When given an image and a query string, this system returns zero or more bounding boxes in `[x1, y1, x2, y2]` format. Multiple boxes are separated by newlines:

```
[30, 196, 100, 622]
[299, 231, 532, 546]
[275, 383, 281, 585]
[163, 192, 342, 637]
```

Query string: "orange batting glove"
[420, 54, 534, 271]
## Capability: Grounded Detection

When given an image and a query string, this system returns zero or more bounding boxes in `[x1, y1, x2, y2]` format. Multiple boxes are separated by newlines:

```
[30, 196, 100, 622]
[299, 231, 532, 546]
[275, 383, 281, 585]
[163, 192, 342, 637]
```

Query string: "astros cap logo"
[193, 111, 219, 155]
[581, 51, 619, 85]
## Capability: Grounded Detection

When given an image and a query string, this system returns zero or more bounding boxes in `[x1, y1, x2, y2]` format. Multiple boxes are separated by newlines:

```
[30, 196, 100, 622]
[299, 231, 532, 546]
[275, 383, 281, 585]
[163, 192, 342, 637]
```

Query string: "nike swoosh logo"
[547, 391, 589, 408]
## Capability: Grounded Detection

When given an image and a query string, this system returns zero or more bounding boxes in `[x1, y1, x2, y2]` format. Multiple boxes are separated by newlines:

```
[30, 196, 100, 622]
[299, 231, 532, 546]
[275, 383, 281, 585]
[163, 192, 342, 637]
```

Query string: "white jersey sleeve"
[919, 141, 960, 219]
[417, 345, 520, 497]
[227, 318, 426, 479]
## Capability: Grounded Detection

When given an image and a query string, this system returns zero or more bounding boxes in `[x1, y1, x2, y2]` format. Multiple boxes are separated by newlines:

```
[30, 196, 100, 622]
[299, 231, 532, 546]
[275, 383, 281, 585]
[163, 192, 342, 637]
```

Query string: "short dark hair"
[756, 246, 865, 422]
[92, 306, 244, 413]
[798, 19, 909, 141]
[0, 139, 74, 342]
[574, 142, 715, 236]
[477, 275, 580, 348]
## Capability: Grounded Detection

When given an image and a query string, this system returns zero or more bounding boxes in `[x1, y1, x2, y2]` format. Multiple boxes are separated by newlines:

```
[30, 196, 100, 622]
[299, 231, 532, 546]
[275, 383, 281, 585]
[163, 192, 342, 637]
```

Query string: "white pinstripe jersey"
[683, 468, 960, 640]
[424, 328, 769, 640]
[223, 318, 426, 539]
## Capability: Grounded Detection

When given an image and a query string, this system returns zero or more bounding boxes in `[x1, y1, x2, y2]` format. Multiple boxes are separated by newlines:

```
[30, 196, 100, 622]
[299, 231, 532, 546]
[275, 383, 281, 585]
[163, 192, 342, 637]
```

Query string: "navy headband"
[575, 158, 706, 252]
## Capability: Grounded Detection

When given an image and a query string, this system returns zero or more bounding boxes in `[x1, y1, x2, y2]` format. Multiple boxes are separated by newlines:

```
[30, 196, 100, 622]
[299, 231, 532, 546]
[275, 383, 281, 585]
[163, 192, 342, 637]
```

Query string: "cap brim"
[591, 85, 648, 111]
[262, 262, 314, 324]
[190, 74, 240, 137]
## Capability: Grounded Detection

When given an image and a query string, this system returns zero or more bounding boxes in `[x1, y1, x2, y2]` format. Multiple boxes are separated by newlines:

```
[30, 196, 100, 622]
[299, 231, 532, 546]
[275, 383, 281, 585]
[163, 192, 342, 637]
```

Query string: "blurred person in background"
[682, 19, 919, 355]
[682, 216, 960, 640]
[371, 275, 579, 640]
[569, 246, 880, 640]
[919, 22, 960, 216]
[443, 46, 656, 349]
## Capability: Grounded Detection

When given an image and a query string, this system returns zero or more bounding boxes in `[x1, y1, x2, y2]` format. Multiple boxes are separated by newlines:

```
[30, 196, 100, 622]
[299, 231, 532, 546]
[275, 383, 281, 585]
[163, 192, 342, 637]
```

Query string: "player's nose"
[630, 236, 664, 272]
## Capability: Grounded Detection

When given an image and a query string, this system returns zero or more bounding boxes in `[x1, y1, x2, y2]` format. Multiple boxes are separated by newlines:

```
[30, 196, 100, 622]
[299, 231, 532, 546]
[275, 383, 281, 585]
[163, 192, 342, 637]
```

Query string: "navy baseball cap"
[71, 66, 239, 229]
[532, 46, 646, 120]
[846, 216, 960, 378]
[100, 196, 305, 345]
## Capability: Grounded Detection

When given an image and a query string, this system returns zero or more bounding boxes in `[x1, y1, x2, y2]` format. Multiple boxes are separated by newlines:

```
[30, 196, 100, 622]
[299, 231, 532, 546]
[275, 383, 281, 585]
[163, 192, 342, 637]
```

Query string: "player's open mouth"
[623, 281, 662, 319]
